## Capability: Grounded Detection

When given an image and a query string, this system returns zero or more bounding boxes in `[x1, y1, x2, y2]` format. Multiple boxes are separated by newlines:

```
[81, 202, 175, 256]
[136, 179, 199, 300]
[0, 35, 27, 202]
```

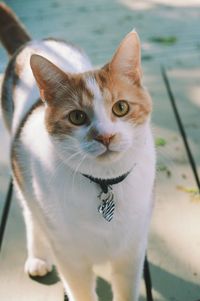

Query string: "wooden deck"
[1, 1, 200, 300]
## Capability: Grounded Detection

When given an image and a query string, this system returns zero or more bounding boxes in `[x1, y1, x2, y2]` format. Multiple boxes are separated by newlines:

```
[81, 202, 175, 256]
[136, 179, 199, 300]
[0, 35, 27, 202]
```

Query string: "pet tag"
[98, 189, 115, 222]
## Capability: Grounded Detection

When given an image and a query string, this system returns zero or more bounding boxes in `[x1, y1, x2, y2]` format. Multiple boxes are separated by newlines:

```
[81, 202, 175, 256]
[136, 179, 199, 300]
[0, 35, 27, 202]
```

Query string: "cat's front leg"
[111, 250, 146, 301]
[23, 208, 53, 277]
[57, 261, 98, 301]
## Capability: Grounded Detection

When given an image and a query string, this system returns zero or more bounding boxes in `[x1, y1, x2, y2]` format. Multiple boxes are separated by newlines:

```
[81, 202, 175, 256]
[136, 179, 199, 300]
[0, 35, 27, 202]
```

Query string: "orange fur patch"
[11, 151, 24, 190]
[93, 65, 152, 124]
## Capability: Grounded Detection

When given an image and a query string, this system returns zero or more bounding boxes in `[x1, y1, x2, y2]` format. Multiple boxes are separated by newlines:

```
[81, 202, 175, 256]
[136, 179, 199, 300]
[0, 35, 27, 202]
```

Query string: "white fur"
[86, 76, 115, 135]
[10, 40, 156, 301]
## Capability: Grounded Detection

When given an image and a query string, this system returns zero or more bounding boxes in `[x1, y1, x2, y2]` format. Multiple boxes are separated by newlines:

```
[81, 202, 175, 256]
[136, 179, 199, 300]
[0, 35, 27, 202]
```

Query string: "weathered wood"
[0, 193, 64, 301]
[143, 63, 200, 301]
[166, 66, 200, 167]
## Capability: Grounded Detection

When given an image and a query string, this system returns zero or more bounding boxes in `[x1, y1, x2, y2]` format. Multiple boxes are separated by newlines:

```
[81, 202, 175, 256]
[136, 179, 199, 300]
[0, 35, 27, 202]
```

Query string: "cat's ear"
[30, 54, 68, 104]
[110, 30, 142, 84]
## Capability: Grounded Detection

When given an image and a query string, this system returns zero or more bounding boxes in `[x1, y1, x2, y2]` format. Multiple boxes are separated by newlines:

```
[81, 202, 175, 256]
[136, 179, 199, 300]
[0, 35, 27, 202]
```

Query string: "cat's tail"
[0, 2, 31, 55]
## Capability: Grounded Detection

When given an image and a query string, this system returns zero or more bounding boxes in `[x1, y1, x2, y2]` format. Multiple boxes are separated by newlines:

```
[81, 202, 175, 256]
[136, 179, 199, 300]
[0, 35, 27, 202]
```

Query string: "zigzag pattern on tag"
[98, 192, 115, 222]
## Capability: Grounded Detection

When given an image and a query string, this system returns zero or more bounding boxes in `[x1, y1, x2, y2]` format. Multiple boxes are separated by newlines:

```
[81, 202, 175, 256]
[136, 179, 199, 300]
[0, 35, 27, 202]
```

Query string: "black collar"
[82, 171, 131, 194]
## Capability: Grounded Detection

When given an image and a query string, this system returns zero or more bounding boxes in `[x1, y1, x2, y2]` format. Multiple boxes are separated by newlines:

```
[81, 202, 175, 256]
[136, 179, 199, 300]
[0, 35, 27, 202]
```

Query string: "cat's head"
[30, 31, 152, 177]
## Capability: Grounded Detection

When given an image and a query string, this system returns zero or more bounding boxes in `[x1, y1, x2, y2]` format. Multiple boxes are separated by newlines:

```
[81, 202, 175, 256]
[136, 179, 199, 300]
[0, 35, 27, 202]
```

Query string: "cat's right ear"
[30, 54, 68, 104]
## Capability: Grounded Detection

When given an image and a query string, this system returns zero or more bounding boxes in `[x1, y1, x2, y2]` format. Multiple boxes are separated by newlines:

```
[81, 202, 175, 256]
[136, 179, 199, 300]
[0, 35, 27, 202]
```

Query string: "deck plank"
[143, 63, 200, 301]
[166, 66, 200, 167]
[0, 194, 64, 301]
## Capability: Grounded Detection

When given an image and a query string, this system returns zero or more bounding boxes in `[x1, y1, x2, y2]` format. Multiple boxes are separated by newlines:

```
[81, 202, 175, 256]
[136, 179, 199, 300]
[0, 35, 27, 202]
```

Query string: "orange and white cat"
[0, 3, 155, 301]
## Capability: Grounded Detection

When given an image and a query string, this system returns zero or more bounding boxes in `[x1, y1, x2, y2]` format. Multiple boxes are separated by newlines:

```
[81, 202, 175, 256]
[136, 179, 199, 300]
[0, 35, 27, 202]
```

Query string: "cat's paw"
[25, 257, 52, 277]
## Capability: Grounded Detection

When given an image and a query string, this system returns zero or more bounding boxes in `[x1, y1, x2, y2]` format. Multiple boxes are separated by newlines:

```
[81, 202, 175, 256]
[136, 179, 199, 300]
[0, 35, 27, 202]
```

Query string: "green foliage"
[155, 137, 167, 147]
[157, 163, 171, 177]
[150, 36, 177, 45]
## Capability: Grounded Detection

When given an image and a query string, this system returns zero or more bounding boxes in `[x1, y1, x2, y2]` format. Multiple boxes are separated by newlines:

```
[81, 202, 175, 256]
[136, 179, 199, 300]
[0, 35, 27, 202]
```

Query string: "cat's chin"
[62, 148, 134, 179]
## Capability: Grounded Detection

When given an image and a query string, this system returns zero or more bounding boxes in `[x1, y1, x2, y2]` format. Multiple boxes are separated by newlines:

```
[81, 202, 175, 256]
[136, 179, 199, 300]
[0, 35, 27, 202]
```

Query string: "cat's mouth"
[96, 149, 121, 161]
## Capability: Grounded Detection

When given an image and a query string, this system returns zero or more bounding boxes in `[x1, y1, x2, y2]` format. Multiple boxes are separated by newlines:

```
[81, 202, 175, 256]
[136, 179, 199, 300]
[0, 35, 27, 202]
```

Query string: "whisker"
[71, 153, 87, 195]
[45, 159, 66, 191]
[45, 150, 83, 188]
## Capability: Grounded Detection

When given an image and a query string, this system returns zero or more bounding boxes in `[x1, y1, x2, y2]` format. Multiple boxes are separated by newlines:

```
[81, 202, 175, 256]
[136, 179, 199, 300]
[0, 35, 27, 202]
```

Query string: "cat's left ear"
[110, 30, 142, 84]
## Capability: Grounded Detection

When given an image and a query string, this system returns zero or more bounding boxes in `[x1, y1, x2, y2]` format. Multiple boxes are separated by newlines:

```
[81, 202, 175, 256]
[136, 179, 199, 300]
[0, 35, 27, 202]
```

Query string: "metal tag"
[98, 189, 115, 222]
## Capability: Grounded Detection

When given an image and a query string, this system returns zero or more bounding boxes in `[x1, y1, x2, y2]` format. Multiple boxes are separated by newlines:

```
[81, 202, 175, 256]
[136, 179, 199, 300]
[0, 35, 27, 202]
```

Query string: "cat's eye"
[112, 100, 129, 117]
[68, 110, 88, 126]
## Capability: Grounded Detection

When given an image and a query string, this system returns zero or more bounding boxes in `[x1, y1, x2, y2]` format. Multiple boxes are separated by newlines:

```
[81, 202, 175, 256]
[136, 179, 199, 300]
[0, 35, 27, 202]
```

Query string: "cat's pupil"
[119, 103, 125, 111]
[75, 112, 81, 120]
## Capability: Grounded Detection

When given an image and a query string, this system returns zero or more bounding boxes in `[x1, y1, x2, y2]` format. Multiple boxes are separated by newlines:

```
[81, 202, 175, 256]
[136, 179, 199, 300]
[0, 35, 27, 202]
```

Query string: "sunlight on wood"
[189, 86, 200, 108]
[120, 0, 200, 10]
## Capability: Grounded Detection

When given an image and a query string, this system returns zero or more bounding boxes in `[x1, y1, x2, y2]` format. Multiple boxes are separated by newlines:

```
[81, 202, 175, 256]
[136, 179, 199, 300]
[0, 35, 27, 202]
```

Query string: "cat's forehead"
[84, 73, 113, 107]
[84, 75, 103, 103]
[83, 74, 110, 124]
[71, 70, 114, 110]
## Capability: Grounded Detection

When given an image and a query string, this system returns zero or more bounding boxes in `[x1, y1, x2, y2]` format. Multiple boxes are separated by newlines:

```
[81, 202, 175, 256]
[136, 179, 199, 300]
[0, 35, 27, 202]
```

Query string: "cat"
[0, 3, 156, 301]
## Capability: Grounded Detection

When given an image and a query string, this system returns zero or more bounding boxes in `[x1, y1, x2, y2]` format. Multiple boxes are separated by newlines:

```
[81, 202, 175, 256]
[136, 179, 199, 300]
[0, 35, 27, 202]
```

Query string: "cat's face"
[31, 31, 152, 173]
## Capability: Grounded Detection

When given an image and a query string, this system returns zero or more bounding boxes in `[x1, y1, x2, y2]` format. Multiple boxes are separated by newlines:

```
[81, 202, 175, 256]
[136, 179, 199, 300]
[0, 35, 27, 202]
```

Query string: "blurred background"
[1, 0, 200, 69]
[0, 1, 200, 301]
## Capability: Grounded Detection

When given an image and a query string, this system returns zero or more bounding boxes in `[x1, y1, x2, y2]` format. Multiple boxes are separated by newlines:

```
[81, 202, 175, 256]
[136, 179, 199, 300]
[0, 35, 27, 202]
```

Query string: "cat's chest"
[38, 171, 133, 221]
[31, 151, 153, 221]
[33, 162, 151, 232]
[44, 176, 138, 255]
[31, 160, 154, 261]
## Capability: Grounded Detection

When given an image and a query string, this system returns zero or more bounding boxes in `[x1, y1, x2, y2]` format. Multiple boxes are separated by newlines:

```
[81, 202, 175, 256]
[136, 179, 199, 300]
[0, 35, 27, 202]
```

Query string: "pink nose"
[94, 134, 114, 147]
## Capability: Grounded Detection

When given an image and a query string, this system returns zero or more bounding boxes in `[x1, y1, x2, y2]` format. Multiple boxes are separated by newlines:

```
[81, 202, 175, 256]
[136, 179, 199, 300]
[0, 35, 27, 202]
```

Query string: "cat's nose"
[94, 134, 114, 147]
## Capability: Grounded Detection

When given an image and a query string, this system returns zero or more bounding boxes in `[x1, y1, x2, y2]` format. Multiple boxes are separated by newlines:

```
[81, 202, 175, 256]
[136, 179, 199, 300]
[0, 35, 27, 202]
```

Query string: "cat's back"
[1, 39, 92, 134]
